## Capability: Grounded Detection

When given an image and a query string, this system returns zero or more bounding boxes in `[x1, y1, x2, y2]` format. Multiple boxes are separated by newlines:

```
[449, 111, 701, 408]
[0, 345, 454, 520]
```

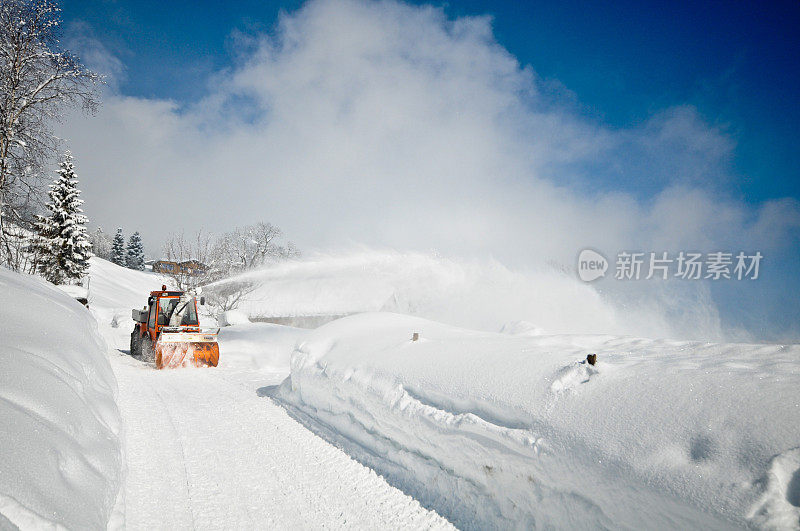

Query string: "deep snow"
[4, 255, 798, 529]
[0, 268, 122, 529]
[217, 321, 307, 371]
[277, 312, 800, 529]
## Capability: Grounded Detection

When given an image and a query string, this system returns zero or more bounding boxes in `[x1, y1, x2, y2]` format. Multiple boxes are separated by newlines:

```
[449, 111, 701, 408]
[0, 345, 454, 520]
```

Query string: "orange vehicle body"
[131, 287, 219, 369]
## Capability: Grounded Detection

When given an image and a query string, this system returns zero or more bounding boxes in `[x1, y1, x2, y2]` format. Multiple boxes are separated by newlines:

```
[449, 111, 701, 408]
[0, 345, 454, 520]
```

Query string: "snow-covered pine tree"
[126, 231, 145, 271]
[111, 227, 126, 265]
[31, 151, 92, 284]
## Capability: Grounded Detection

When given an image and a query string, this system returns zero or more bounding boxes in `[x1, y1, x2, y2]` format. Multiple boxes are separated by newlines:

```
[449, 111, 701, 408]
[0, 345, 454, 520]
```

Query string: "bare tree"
[0, 0, 100, 269]
[0, 217, 35, 272]
[203, 280, 257, 313]
[162, 230, 213, 290]
[87, 226, 112, 260]
[210, 222, 300, 278]
[162, 222, 299, 293]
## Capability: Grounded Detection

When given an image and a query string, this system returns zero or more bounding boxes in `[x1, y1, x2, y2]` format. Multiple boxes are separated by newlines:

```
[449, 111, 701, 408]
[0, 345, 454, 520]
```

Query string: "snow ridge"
[277, 312, 800, 529]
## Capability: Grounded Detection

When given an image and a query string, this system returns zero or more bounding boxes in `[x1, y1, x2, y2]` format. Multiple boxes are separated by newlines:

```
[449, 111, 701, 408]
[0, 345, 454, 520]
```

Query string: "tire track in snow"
[109, 351, 453, 530]
[149, 370, 261, 528]
[144, 379, 197, 530]
[113, 356, 195, 529]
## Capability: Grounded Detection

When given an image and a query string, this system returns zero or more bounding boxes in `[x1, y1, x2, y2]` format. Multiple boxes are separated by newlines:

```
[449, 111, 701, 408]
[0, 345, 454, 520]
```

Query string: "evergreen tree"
[31, 151, 92, 284]
[126, 231, 145, 271]
[111, 227, 126, 265]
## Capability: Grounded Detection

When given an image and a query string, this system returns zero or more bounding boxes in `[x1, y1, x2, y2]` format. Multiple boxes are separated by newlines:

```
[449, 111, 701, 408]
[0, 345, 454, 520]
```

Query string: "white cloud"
[65, 21, 127, 90]
[57, 0, 799, 340]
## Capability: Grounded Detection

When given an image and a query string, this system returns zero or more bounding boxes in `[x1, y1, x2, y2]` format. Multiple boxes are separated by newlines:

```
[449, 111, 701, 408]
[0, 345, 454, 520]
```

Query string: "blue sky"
[62, 0, 800, 203]
[58, 0, 800, 341]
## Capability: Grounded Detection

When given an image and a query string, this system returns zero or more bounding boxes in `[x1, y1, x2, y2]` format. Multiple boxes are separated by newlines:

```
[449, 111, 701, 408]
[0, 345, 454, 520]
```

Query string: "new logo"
[577, 249, 608, 282]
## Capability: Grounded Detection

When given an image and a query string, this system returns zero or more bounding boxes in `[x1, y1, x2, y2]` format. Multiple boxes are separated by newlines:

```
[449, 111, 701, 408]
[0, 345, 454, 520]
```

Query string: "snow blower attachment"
[130, 285, 220, 369]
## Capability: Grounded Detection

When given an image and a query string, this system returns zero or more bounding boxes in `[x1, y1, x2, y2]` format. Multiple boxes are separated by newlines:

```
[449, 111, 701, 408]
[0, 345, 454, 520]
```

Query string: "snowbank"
[218, 309, 250, 327]
[278, 312, 800, 529]
[498, 320, 545, 336]
[0, 268, 122, 529]
[56, 283, 89, 301]
[218, 322, 307, 371]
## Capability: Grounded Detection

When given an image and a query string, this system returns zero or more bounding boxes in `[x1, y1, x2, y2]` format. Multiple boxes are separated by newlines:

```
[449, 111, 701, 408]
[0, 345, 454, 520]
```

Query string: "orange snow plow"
[154, 328, 220, 369]
[130, 285, 220, 369]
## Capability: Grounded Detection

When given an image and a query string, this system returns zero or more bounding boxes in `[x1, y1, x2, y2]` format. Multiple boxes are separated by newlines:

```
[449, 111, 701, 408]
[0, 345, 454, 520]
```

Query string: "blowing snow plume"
[62, 0, 800, 340]
[212, 250, 724, 340]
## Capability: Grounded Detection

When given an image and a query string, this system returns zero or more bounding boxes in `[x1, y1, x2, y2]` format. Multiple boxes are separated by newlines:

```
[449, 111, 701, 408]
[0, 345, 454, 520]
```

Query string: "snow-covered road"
[110, 351, 452, 530]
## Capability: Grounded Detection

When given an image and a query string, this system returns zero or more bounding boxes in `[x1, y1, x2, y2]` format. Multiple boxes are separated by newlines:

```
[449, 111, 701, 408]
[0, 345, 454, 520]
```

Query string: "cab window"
[159, 297, 179, 324]
[148, 302, 157, 328]
[178, 300, 198, 326]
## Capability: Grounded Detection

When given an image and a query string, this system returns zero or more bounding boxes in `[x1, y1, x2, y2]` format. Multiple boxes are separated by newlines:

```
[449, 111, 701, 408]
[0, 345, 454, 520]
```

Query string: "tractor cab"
[145, 290, 200, 331]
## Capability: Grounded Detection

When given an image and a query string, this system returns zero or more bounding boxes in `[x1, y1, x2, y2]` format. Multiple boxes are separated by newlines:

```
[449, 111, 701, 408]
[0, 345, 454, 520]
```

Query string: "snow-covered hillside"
[0, 268, 122, 529]
[277, 312, 800, 529]
[86, 257, 169, 347]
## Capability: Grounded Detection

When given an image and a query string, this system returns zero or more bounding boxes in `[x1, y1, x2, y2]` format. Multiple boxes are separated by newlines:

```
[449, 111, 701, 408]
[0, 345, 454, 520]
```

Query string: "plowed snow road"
[109, 351, 452, 530]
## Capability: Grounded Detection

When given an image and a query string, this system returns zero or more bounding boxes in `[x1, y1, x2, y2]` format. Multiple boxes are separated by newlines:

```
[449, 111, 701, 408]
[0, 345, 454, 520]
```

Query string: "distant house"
[179, 260, 207, 276]
[153, 260, 208, 276]
[152, 260, 177, 274]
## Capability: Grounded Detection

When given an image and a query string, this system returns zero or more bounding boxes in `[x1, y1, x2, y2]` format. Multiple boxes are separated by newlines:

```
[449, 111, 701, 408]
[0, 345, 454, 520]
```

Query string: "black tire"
[130, 326, 142, 357]
[141, 335, 155, 363]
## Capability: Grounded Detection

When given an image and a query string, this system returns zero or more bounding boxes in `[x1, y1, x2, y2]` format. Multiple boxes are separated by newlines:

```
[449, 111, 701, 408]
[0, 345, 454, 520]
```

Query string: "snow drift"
[0, 268, 122, 529]
[212, 250, 724, 340]
[217, 322, 307, 371]
[278, 312, 800, 529]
